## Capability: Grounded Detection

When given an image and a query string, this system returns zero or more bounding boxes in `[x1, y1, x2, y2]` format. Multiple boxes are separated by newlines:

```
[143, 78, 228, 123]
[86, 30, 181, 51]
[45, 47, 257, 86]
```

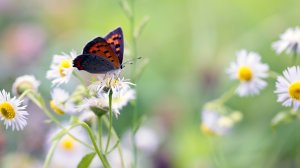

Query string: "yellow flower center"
[200, 124, 215, 136]
[59, 60, 71, 77]
[106, 78, 120, 88]
[61, 136, 75, 151]
[238, 66, 253, 81]
[50, 100, 64, 115]
[0, 102, 16, 119]
[289, 82, 300, 100]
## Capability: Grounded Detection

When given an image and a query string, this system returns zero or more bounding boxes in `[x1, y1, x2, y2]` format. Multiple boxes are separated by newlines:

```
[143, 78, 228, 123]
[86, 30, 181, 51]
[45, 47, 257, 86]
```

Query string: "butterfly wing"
[83, 37, 121, 69]
[104, 27, 124, 65]
[73, 54, 116, 73]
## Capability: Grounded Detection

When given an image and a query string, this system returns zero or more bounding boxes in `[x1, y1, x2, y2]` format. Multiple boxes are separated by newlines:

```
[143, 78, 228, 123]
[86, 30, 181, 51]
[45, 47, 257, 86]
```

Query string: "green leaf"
[77, 152, 96, 168]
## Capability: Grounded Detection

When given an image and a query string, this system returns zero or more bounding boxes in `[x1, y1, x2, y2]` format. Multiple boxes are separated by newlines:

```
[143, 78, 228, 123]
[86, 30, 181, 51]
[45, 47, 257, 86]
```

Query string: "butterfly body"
[73, 27, 124, 73]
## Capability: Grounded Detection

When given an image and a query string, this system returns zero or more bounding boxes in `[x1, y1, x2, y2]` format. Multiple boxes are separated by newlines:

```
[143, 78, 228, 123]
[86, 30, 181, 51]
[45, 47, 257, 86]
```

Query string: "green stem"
[128, 1, 139, 167]
[103, 116, 125, 168]
[98, 117, 103, 152]
[27, 92, 93, 150]
[131, 101, 139, 168]
[117, 145, 125, 168]
[78, 122, 111, 168]
[129, 0, 138, 80]
[18, 89, 33, 100]
[105, 90, 113, 153]
[107, 140, 120, 153]
[215, 86, 236, 105]
[43, 140, 59, 168]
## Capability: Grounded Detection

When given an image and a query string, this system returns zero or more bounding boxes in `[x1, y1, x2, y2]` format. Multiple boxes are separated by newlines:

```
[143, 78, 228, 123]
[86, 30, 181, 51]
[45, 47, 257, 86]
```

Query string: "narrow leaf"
[77, 152, 96, 168]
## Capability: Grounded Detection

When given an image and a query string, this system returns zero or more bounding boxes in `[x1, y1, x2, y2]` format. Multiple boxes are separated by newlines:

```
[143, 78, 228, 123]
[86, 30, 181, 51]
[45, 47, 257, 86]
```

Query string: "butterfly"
[73, 27, 124, 73]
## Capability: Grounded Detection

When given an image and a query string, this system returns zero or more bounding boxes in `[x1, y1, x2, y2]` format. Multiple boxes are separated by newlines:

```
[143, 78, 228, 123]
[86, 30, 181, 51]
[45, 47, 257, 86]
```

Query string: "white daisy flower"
[96, 87, 136, 116]
[80, 88, 135, 117]
[46, 126, 91, 168]
[46, 50, 77, 86]
[272, 27, 300, 55]
[227, 50, 269, 96]
[50, 88, 79, 115]
[0, 90, 28, 131]
[89, 74, 134, 93]
[12, 75, 40, 96]
[201, 109, 234, 136]
[274, 66, 300, 110]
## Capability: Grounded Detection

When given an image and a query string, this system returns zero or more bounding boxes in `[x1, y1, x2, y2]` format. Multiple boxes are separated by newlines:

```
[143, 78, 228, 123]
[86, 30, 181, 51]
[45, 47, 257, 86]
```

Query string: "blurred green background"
[1, 0, 300, 167]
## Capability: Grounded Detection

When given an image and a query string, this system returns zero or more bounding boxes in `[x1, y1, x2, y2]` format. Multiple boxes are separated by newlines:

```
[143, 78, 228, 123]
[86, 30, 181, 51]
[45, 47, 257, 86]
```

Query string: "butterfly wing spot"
[104, 28, 124, 64]
[84, 39, 121, 68]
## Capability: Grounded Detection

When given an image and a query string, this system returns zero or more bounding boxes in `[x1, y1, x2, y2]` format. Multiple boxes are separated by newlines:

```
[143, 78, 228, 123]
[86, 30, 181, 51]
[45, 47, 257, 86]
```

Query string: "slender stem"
[128, 1, 139, 167]
[215, 86, 236, 105]
[131, 101, 139, 168]
[18, 89, 33, 100]
[78, 122, 111, 168]
[117, 145, 125, 168]
[129, 0, 138, 80]
[103, 116, 125, 168]
[43, 140, 59, 168]
[105, 90, 113, 153]
[27, 92, 93, 149]
[98, 117, 103, 152]
[107, 140, 120, 153]
[132, 132, 138, 168]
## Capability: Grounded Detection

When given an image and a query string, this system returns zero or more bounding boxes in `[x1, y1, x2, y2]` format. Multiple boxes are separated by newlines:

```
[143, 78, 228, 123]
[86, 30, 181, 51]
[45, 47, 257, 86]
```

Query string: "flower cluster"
[0, 75, 40, 131]
[0, 1, 149, 166]
[200, 103, 242, 136]
[0, 47, 138, 168]
[201, 26, 300, 135]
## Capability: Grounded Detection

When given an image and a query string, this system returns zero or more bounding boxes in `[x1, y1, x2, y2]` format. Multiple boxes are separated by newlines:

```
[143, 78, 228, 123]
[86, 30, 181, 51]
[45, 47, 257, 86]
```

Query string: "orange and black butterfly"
[73, 27, 124, 73]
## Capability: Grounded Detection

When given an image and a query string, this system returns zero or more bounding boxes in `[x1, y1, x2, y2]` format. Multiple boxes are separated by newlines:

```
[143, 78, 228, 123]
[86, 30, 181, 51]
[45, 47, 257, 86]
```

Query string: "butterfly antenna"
[122, 57, 142, 66]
